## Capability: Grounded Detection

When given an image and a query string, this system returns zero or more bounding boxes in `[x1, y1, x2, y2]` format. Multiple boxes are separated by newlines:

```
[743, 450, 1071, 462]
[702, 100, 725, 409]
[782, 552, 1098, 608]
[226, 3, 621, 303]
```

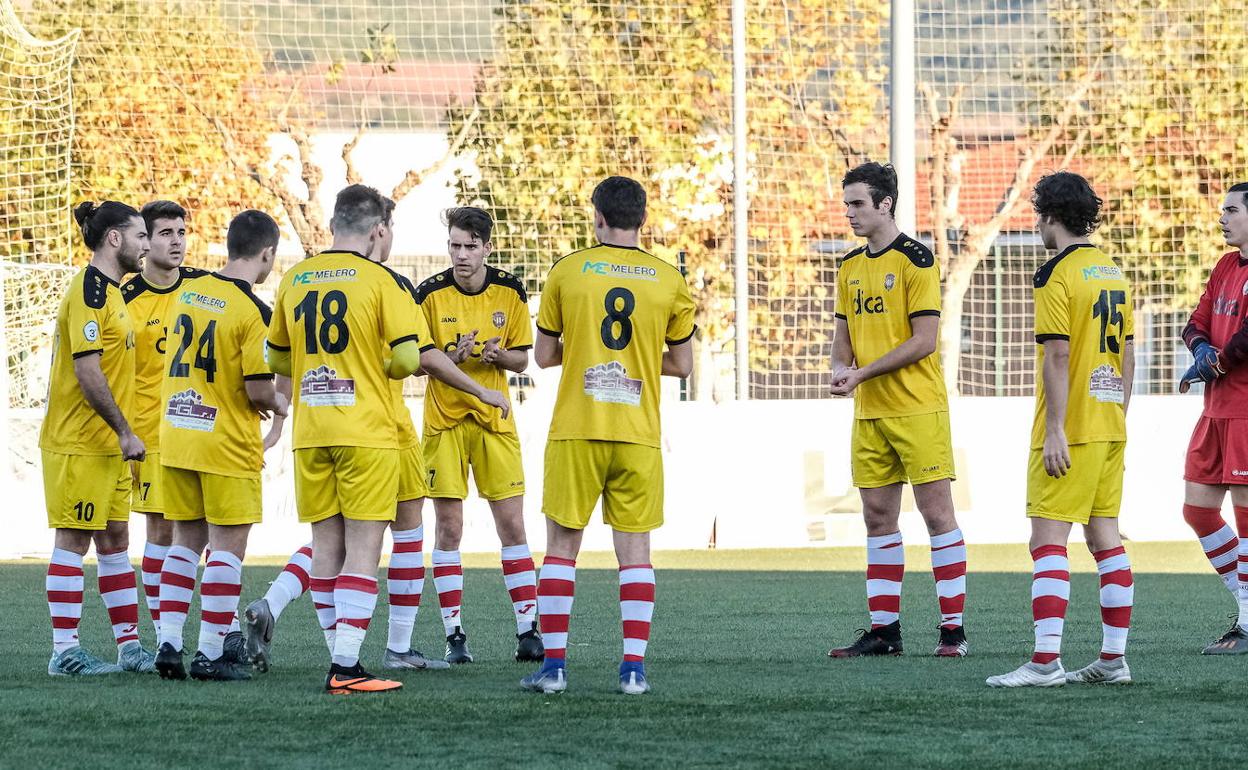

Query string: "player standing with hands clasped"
[826, 162, 969, 660]
[987, 172, 1136, 687]
[1176, 182, 1248, 654]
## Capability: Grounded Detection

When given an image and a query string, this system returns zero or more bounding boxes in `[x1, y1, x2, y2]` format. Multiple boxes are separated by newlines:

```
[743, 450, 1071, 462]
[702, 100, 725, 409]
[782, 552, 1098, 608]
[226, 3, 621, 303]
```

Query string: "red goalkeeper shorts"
[1185, 415, 1248, 485]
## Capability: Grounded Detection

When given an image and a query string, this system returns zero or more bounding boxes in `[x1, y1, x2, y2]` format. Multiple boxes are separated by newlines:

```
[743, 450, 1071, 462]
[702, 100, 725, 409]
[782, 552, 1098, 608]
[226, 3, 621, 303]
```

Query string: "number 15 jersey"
[537, 244, 696, 448]
[268, 250, 432, 451]
[1031, 243, 1135, 449]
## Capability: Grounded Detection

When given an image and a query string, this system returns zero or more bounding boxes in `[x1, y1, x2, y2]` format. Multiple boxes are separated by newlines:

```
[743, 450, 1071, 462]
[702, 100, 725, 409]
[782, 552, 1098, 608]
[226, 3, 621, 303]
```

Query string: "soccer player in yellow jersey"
[41, 200, 153, 676]
[415, 207, 541, 665]
[826, 162, 969, 659]
[522, 176, 696, 695]
[988, 173, 1136, 688]
[120, 200, 206, 639]
[149, 210, 286, 682]
[267, 184, 509, 694]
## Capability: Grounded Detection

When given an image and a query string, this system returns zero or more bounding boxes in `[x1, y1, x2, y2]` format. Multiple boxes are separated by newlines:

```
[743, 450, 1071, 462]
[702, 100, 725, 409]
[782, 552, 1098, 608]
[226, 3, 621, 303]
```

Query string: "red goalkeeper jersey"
[1183, 250, 1248, 418]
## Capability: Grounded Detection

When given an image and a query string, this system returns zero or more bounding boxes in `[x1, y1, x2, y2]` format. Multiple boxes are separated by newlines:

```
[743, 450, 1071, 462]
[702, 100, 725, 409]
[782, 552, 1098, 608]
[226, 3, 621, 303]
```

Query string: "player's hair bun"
[72, 201, 97, 228]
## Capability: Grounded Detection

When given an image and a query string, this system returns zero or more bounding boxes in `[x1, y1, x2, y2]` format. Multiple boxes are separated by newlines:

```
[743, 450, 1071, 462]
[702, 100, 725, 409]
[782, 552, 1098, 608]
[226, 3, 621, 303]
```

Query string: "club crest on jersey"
[884, 273, 895, 291]
[583, 361, 643, 406]
[492, 311, 505, 329]
[164, 388, 218, 432]
[300, 365, 356, 406]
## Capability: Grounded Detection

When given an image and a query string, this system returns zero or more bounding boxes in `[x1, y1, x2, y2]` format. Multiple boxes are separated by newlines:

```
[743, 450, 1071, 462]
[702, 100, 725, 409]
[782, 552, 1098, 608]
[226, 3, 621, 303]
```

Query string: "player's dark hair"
[1229, 182, 1248, 202]
[842, 162, 898, 218]
[330, 184, 386, 236]
[226, 209, 280, 260]
[442, 206, 493, 243]
[140, 200, 187, 235]
[1031, 171, 1102, 236]
[381, 196, 396, 226]
[73, 200, 141, 251]
[591, 176, 647, 231]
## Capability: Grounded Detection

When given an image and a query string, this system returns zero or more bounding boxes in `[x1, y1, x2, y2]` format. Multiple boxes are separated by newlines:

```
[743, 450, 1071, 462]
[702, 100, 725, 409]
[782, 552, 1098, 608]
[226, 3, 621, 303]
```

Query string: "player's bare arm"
[830, 314, 937, 396]
[534, 331, 563, 368]
[245, 379, 288, 421]
[829, 316, 856, 391]
[661, 339, 693, 378]
[72, 352, 144, 460]
[480, 336, 529, 373]
[263, 374, 292, 451]
[1122, 340, 1135, 416]
[1041, 338, 1071, 478]
[389, 341, 510, 418]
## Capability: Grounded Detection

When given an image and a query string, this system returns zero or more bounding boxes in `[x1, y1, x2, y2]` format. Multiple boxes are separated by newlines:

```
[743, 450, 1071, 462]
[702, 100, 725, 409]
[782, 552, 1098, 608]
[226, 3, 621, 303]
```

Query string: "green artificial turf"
[0, 543, 1242, 768]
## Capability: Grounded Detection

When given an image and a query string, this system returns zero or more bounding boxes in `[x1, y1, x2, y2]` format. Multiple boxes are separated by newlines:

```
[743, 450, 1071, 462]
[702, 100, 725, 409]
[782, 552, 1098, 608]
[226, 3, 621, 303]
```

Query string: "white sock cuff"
[929, 528, 964, 549]
[501, 544, 532, 561]
[51, 548, 83, 567]
[338, 572, 377, 585]
[96, 550, 131, 568]
[392, 527, 423, 543]
[206, 550, 242, 572]
[432, 549, 461, 565]
[866, 532, 903, 550]
[168, 545, 203, 564]
[143, 542, 170, 557]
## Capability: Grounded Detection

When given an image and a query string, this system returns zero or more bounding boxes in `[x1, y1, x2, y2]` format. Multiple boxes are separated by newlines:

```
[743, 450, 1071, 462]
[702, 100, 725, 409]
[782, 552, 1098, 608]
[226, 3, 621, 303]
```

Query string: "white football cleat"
[985, 660, 1066, 688]
[1065, 657, 1131, 684]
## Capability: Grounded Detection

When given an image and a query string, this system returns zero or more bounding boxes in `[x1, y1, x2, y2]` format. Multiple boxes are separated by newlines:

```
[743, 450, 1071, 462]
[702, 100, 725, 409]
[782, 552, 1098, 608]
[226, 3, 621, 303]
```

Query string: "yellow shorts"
[131, 451, 165, 514]
[543, 439, 662, 533]
[424, 421, 525, 501]
[851, 412, 955, 488]
[163, 465, 262, 526]
[42, 450, 130, 531]
[294, 446, 399, 523]
[1026, 440, 1125, 525]
[397, 443, 430, 503]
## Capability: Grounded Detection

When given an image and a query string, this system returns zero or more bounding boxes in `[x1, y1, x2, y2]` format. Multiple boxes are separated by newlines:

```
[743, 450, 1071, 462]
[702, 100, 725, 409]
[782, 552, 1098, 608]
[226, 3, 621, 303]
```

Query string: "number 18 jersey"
[536, 244, 696, 448]
[1031, 243, 1135, 449]
[268, 250, 432, 451]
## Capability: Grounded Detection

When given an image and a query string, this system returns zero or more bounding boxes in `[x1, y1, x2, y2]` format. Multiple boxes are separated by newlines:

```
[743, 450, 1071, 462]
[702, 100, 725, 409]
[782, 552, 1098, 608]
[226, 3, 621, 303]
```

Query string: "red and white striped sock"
[332, 573, 378, 668]
[47, 548, 84, 654]
[432, 549, 464, 635]
[141, 543, 168, 635]
[1031, 544, 1069, 665]
[266, 543, 312, 620]
[1095, 546, 1132, 660]
[96, 550, 140, 649]
[198, 550, 242, 660]
[620, 564, 655, 663]
[204, 548, 241, 634]
[501, 543, 538, 634]
[1183, 504, 1239, 594]
[537, 557, 576, 662]
[158, 545, 202, 651]
[310, 575, 338, 654]
[866, 532, 904, 628]
[1234, 507, 1248, 628]
[930, 528, 967, 629]
[386, 527, 425, 653]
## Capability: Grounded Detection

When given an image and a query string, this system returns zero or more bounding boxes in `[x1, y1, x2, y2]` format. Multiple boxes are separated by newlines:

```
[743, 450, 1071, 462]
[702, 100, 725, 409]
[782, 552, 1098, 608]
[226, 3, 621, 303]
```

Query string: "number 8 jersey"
[537, 243, 696, 447]
[1031, 243, 1135, 450]
[268, 250, 433, 450]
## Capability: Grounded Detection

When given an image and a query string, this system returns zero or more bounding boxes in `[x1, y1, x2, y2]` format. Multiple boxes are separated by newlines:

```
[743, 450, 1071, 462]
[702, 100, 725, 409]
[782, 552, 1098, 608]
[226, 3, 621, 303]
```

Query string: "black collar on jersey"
[450, 268, 492, 297]
[597, 241, 645, 252]
[1033, 242, 1094, 288]
[1051, 242, 1094, 262]
[864, 233, 906, 259]
[85, 264, 119, 286]
[318, 249, 369, 260]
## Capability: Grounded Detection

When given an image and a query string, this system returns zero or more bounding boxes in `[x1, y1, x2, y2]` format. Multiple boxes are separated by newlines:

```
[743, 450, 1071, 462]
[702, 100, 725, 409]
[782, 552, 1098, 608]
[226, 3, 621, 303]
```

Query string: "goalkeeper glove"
[1192, 341, 1226, 382]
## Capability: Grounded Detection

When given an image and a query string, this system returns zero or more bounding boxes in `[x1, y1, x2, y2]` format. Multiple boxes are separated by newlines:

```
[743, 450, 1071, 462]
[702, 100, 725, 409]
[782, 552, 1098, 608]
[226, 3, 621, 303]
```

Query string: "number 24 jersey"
[536, 243, 696, 448]
[1031, 243, 1135, 449]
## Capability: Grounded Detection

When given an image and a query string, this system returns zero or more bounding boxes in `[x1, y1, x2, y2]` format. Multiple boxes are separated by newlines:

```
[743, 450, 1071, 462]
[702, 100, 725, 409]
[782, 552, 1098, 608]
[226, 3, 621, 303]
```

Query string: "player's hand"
[829, 366, 860, 397]
[477, 387, 511, 419]
[480, 336, 503, 366]
[263, 418, 284, 452]
[1192, 342, 1226, 383]
[274, 391, 290, 419]
[119, 430, 146, 462]
[1178, 362, 1201, 394]
[1042, 428, 1071, 478]
[453, 330, 478, 364]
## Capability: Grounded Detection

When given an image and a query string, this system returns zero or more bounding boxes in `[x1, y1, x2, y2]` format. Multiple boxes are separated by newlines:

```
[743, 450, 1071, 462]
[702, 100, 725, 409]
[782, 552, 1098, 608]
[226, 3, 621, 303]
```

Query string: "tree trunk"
[939, 251, 978, 395]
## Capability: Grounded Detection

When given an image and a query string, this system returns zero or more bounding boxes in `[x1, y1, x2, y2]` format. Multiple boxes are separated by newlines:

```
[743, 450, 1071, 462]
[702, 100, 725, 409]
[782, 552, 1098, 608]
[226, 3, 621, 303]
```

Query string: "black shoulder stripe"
[83, 266, 110, 309]
[839, 246, 866, 265]
[240, 285, 272, 326]
[1033, 256, 1066, 289]
[488, 268, 529, 303]
[375, 261, 415, 295]
[180, 266, 209, 279]
[413, 269, 455, 304]
[897, 237, 935, 268]
[121, 277, 147, 303]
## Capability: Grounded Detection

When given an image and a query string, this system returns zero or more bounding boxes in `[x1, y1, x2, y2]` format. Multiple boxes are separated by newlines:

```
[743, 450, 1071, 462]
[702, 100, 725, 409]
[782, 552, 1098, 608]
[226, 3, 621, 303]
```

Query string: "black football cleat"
[189, 651, 252, 681]
[827, 621, 904, 658]
[445, 627, 475, 664]
[154, 642, 187, 681]
[515, 622, 545, 662]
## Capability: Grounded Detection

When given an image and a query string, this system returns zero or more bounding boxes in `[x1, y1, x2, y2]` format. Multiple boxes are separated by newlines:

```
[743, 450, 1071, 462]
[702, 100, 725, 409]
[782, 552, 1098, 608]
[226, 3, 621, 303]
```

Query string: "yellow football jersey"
[268, 250, 432, 450]
[415, 267, 533, 436]
[121, 267, 207, 449]
[393, 273, 420, 450]
[39, 266, 136, 456]
[1031, 243, 1134, 449]
[159, 273, 272, 477]
[536, 243, 696, 448]
[835, 235, 947, 419]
